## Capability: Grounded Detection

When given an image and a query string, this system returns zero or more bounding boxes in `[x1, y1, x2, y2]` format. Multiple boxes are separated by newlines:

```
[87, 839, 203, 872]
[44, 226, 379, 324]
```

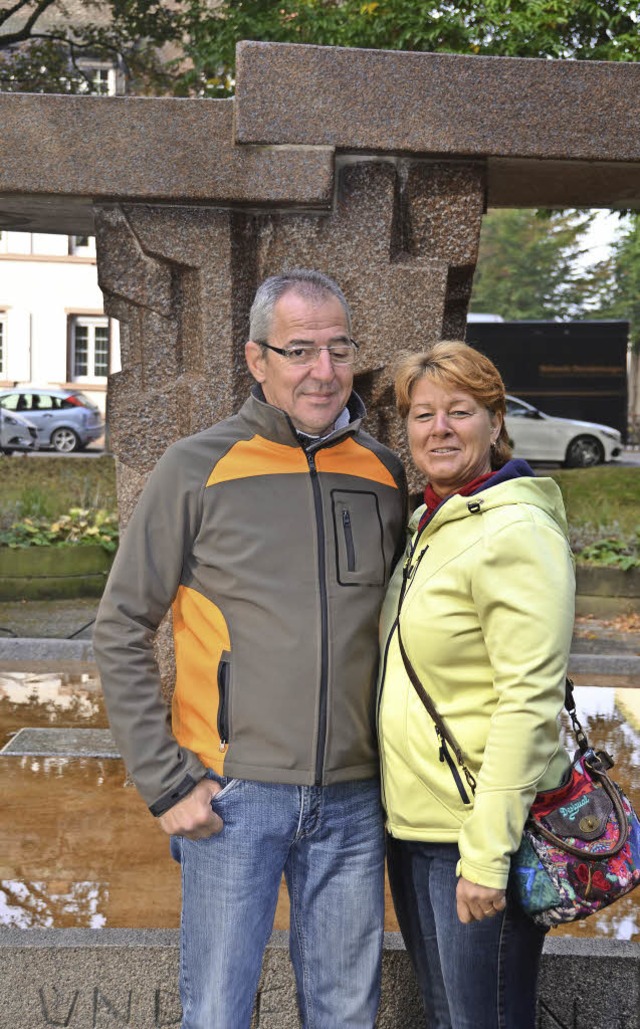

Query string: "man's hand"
[456, 876, 506, 924]
[157, 778, 224, 839]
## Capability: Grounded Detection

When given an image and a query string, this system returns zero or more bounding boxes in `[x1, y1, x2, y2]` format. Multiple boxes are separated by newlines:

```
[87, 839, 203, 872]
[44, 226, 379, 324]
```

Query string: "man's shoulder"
[352, 427, 405, 478]
[151, 411, 251, 488]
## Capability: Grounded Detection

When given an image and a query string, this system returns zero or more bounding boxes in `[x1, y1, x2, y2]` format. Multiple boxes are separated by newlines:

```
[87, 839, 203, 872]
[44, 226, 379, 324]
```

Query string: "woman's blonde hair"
[395, 341, 512, 469]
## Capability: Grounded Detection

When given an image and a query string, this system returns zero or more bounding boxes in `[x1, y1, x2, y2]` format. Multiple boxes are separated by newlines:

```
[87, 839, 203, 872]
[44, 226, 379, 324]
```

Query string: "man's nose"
[311, 348, 337, 380]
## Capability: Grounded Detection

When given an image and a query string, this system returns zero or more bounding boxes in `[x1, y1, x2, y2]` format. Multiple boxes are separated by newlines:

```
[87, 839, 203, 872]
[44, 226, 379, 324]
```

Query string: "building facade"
[0, 230, 119, 415]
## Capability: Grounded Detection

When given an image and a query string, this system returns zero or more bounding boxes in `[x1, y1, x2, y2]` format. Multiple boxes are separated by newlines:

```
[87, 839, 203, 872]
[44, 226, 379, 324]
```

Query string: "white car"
[0, 407, 39, 454]
[505, 396, 623, 468]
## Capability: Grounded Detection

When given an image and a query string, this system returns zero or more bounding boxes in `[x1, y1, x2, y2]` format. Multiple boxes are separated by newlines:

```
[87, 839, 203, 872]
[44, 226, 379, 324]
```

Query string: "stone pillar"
[94, 155, 485, 690]
[95, 156, 484, 499]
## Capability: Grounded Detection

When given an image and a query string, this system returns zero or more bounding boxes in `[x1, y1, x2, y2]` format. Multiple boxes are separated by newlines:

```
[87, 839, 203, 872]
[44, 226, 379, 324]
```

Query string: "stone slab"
[1, 637, 636, 681]
[568, 653, 640, 680]
[235, 42, 640, 160]
[0, 94, 333, 234]
[235, 42, 640, 210]
[0, 727, 119, 758]
[0, 638, 94, 663]
[0, 928, 637, 1029]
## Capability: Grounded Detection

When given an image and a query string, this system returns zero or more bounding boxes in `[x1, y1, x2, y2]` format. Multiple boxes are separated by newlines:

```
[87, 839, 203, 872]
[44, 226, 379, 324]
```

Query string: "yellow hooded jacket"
[378, 466, 575, 890]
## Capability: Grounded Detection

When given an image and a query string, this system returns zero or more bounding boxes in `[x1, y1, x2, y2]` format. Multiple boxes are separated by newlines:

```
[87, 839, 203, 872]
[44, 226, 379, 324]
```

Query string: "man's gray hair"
[249, 269, 352, 342]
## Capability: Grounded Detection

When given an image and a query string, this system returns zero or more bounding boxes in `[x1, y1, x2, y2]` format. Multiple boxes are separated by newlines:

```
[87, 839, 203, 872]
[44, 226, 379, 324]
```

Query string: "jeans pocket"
[209, 774, 241, 802]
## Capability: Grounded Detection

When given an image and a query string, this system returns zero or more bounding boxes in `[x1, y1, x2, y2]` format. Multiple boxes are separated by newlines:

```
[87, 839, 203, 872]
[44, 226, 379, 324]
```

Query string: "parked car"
[0, 407, 39, 454]
[0, 387, 104, 453]
[505, 396, 623, 468]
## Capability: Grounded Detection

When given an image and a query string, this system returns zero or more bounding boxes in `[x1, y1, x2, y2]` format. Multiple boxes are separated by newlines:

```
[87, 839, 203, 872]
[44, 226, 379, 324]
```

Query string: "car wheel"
[564, 435, 604, 468]
[50, 427, 80, 453]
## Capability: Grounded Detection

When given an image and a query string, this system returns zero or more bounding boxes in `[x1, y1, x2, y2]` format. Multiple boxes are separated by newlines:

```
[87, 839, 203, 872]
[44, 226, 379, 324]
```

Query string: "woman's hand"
[456, 877, 506, 924]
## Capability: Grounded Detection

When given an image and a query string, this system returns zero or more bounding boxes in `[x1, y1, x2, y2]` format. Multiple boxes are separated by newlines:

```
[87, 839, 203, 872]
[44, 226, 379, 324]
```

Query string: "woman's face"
[407, 377, 502, 497]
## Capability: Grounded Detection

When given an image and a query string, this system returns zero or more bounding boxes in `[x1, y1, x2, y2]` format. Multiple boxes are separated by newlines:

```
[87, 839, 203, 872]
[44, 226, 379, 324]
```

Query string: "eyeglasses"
[258, 339, 359, 367]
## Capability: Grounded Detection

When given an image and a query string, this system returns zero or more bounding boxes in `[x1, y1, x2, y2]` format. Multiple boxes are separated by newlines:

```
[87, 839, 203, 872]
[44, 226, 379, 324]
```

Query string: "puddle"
[1, 677, 639, 938]
[0, 671, 105, 743]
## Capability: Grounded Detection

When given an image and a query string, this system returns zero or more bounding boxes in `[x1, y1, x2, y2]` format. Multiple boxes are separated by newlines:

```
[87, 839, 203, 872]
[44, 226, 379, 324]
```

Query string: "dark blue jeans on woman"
[386, 837, 547, 1029]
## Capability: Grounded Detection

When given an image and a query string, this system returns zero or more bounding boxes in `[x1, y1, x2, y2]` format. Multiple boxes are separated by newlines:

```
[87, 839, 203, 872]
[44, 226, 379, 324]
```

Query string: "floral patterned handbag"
[510, 679, 640, 927]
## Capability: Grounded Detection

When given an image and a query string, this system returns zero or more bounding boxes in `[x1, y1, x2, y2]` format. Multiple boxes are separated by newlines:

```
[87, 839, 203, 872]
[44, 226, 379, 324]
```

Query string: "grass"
[0, 455, 116, 531]
[547, 466, 640, 553]
[0, 456, 638, 562]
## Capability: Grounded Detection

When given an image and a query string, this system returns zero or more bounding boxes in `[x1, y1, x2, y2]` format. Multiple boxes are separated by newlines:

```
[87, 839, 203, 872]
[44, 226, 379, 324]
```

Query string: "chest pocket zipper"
[342, 508, 356, 571]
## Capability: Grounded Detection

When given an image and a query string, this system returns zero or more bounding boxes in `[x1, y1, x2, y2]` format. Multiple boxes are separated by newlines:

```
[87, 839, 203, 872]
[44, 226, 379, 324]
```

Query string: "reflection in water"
[0, 681, 638, 937]
[1, 879, 107, 928]
[0, 672, 105, 746]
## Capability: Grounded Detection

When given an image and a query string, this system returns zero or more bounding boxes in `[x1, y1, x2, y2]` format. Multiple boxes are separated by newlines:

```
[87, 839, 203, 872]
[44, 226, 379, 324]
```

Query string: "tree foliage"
[3, 1, 638, 97]
[469, 209, 603, 321]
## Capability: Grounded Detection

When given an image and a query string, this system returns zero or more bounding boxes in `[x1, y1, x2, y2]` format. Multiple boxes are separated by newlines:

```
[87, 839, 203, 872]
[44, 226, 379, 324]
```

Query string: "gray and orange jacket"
[94, 387, 407, 815]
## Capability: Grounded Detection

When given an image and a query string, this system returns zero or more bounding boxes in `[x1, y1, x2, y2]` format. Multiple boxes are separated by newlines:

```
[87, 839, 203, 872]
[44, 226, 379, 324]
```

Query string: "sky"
[580, 210, 627, 268]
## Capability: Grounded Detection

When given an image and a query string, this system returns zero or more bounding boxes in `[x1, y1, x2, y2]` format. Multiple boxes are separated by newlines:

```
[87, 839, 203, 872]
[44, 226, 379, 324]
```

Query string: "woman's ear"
[490, 411, 503, 443]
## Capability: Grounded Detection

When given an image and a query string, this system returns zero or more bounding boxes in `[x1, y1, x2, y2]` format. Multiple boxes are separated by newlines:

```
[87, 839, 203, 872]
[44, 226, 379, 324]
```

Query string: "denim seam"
[287, 856, 314, 1029]
[496, 905, 508, 1029]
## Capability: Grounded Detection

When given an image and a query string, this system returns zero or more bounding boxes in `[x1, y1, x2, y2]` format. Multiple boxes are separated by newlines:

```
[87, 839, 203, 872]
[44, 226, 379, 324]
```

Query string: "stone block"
[235, 42, 640, 162]
[0, 728, 118, 758]
[1, 928, 638, 1029]
[0, 95, 334, 233]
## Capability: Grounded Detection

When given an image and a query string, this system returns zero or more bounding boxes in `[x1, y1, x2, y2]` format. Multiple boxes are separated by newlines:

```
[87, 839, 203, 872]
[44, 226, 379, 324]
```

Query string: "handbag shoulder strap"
[395, 548, 477, 800]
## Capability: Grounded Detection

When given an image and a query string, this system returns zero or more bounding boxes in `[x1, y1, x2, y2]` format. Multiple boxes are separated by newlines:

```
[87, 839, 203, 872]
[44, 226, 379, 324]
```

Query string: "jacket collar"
[239, 385, 365, 449]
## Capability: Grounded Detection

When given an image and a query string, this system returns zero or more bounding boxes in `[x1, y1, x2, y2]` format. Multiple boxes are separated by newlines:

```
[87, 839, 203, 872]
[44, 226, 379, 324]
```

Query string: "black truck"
[465, 319, 629, 440]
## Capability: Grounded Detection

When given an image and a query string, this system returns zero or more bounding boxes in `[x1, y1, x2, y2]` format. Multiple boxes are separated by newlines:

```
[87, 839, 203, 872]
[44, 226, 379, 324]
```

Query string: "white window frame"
[69, 316, 110, 382]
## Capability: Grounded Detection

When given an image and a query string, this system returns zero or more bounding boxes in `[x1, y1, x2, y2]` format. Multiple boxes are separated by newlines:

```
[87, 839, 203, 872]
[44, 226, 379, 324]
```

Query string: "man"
[94, 269, 407, 1028]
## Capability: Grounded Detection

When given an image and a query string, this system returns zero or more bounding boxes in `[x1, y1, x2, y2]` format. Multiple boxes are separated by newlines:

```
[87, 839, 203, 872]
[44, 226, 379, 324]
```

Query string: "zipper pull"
[219, 739, 227, 753]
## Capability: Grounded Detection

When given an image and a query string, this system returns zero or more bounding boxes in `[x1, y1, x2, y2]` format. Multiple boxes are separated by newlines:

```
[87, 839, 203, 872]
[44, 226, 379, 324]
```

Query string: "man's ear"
[245, 340, 266, 383]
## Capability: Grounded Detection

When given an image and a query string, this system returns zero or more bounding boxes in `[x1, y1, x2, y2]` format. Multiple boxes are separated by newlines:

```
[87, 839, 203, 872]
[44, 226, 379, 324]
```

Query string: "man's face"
[245, 291, 354, 436]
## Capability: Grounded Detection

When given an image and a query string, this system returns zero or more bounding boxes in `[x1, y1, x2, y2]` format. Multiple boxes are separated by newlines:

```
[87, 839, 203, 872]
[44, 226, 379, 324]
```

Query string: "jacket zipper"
[307, 450, 330, 785]
[217, 658, 230, 751]
[342, 508, 356, 571]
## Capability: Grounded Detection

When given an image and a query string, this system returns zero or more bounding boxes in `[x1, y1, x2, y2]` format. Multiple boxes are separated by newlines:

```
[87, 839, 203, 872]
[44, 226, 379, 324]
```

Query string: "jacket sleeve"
[93, 444, 209, 814]
[457, 511, 575, 889]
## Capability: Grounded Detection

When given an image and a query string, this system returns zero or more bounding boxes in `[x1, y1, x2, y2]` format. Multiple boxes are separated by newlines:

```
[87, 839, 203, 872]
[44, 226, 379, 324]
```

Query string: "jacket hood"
[410, 459, 569, 539]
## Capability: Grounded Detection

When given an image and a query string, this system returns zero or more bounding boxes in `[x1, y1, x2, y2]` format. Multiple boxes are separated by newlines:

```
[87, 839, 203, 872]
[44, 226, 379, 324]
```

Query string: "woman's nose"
[431, 411, 451, 433]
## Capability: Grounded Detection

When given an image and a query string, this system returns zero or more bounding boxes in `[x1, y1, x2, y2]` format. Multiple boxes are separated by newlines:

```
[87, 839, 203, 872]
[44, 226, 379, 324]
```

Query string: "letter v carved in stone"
[38, 986, 79, 1027]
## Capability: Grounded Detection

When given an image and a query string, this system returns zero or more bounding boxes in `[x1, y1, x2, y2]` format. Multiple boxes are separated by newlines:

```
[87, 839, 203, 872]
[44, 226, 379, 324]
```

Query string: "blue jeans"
[170, 777, 385, 1029]
[386, 837, 547, 1029]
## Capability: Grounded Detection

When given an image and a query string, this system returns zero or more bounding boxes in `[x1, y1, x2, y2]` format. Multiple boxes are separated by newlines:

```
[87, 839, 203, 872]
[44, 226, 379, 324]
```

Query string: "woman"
[378, 341, 575, 1029]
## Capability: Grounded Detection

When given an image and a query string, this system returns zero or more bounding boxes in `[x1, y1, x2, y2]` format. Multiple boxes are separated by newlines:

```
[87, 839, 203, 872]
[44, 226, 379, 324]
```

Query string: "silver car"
[0, 387, 104, 453]
[505, 396, 623, 467]
[0, 407, 39, 454]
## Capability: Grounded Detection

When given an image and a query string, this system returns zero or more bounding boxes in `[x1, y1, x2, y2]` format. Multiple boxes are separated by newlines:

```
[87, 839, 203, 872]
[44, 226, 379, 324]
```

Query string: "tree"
[469, 209, 601, 321]
[2, 1, 639, 96]
[0, 0, 183, 95]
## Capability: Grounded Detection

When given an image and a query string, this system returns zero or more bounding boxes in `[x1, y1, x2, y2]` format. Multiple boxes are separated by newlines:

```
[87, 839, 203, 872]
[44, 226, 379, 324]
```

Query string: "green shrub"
[0, 507, 119, 553]
[577, 531, 640, 571]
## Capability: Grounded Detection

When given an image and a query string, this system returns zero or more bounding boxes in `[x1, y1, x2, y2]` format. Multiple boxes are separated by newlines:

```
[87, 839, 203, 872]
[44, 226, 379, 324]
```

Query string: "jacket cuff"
[149, 773, 203, 817]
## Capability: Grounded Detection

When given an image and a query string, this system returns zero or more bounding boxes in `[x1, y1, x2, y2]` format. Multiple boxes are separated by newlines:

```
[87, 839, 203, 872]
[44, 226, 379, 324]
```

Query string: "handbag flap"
[541, 784, 613, 841]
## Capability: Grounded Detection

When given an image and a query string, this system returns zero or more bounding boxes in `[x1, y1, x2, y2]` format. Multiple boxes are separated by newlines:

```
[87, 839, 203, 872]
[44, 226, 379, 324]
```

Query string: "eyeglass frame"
[256, 338, 360, 366]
